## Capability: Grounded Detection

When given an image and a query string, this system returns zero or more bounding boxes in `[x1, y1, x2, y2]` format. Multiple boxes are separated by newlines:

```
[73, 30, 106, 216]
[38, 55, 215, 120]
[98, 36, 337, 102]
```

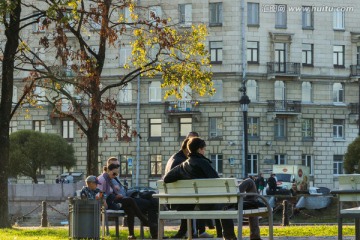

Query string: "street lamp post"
[240, 92, 250, 177]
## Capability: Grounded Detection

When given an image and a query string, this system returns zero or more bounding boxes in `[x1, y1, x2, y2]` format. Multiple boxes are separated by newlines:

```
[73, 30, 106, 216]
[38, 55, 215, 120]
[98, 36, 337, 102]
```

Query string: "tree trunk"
[87, 128, 99, 176]
[0, 1, 21, 228]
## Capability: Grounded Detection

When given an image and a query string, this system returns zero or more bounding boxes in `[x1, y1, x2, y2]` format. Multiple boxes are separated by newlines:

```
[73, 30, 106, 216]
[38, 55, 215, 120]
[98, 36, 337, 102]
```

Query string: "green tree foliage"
[9, 130, 76, 183]
[344, 136, 360, 174]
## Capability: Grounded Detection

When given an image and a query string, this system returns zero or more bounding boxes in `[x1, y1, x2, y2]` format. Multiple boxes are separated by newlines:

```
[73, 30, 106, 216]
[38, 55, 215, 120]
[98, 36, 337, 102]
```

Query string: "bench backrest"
[156, 178, 239, 204]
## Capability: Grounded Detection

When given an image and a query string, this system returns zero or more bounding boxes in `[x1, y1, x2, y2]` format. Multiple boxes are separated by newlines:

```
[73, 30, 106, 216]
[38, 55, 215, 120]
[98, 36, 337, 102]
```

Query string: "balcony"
[267, 100, 301, 115]
[165, 100, 201, 122]
[267, 62, 301, 78]
[350, 65, 360, 77]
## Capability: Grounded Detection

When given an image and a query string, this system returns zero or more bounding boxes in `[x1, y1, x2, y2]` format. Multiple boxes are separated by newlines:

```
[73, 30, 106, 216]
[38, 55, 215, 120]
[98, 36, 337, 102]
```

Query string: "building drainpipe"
[135, 0, 141, 187]
[240, 0, 247, 178]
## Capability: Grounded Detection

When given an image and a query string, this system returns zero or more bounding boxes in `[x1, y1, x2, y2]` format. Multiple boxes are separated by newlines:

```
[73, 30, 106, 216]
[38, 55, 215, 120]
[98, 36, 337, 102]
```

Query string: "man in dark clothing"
[267, 173, 277, 194]
[239, 178, 264, 240]
[165, 138, 189, 174]
[164, 137, 236, 240]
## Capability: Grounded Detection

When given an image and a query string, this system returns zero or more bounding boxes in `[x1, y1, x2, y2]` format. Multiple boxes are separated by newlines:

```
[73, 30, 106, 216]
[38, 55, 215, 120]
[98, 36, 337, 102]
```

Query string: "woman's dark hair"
[181, 138, 190, 150]
[187, 137, 206, 154]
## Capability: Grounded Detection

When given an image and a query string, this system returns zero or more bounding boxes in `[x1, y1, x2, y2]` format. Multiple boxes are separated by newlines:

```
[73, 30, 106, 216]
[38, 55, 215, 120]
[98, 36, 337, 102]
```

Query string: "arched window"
[246, 80, 257, 102]
[118, 83, 132, 103]
[274, 81, 285, 100]
[301, 82, 312, 103]
[149, 81, 161, 102]
[333, 83, 344, 103]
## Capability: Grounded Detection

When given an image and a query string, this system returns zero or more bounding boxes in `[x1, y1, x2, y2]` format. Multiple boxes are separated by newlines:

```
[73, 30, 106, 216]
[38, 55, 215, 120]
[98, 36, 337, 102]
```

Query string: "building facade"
[6, 0, 360, 189]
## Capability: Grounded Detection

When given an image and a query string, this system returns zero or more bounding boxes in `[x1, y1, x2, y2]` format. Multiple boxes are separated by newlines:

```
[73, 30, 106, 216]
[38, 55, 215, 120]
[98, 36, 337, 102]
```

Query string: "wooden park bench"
[330, 189, 360, 240]
[153, 178, 273, 240]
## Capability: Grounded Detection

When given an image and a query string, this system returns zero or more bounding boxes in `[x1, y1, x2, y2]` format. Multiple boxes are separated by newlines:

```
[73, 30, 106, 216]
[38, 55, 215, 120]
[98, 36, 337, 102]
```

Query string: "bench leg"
[158, 219, 164, 240]
[187, 219, 192, 240]
[140, 223, 144, 239]
[356, 218, 360, 240]
[338, 217, 342, 240]
[115, 217, 119, 237]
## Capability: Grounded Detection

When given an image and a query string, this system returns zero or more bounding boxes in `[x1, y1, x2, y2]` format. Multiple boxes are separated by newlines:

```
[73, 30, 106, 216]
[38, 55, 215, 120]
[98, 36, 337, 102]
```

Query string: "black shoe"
[170, 232, 186, 239]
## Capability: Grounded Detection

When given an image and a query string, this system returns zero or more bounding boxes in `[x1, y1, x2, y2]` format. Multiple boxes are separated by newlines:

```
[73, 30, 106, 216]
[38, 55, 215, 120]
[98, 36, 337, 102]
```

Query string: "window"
[333, 83, 344, 103]
[210, 154, 223, 174]
[274, 43, 286, 64]
[9, 121, 17, 134]
[149, 118, 162, 139]
[119, 7, 133, 26]
[149, 81, 161, 102]
[150, 154, 162, 177]
[179, 4, 192, 26]
[247, 3, 259, 26]
[210, 80, 223, 101]
[274, 81, 285, 101]
[275, 154, 286, 165]
[247, 41, 259, 64]
[302, 154, 313, 175]
[12, 86, 17, 105]
[246, 80, 257, 102]
[333, 119, 345, 139]
[62, 120, 74, 140]
[333, 10, 345, 30]
[248, 117, 259, 139]
[333, 155, 344, 175]
[119, 155, 133, 177]
[302, 119, 313, 140]
[62, 84, 74, 112]
[118, 119, 132, 141]
[34, 86, 46, 105]
[302, 44, 313, 66]
[209, 117, 223, 138]
[301, 82, 312, 103]
[119, 46, 131, 67]
[333, 45, 345, 67]
[33, 120, 45, 133]
[248, 154, 258, 175]
[275, 4, 287, 28]
[34, 47, 45, 69]
[149, 6, 162, 23]
[89, 8, 101, 30]
[302, 6, 314, 29]
[118, 83, 132, 103]
[209, 2, 223, 26]
[274, 118, 286, 139]
[33, 13, 46, 32]
[209, 41, 223, 64]
[179, 118, 192, 138]
[357, 46, 360, 66]
[98, 120, 103, 139]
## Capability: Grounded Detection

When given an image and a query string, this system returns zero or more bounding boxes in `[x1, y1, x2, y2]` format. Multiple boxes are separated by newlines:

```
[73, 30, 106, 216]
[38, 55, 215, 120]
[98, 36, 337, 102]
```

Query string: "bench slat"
[158, 196, 238, 204]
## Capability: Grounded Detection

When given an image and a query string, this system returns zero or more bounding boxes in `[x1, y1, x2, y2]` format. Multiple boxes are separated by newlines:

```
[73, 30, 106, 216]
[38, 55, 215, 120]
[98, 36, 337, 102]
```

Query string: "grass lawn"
[0, 225, 356, 239]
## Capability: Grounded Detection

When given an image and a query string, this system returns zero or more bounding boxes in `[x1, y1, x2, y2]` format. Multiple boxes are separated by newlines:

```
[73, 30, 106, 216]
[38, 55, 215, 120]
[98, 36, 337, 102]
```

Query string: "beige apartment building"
[6, 0, 360, 189]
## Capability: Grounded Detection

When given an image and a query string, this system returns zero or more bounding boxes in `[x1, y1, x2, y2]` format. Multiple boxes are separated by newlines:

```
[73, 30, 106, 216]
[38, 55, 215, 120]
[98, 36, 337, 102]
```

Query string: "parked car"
[128, 186, 157, 193]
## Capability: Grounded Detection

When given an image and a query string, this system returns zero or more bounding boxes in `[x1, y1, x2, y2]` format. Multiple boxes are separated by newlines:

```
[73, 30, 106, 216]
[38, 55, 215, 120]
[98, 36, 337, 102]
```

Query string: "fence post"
[41, 201, 48, 227]
[282, 200, 289, 226]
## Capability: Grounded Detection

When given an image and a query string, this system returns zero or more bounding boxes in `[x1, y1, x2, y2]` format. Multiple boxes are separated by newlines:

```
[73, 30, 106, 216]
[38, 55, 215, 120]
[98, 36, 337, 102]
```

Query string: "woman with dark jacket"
[164, 137, 237, 240]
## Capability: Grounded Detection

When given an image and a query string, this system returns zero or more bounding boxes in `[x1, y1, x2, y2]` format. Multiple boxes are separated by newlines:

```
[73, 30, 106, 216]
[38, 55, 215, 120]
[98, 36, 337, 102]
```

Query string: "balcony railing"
[350, 65, 360, 77]
[267, 62, 301, 75]
[165, 100, 200, 113]
[267, 100, 301, 113]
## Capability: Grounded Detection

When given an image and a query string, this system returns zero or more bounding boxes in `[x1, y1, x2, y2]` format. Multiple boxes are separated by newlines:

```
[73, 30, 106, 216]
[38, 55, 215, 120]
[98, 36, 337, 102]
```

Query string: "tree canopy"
[17, 0, 213, 176]
[344, 136, 360, 174]
[9, 130, 76, 183]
